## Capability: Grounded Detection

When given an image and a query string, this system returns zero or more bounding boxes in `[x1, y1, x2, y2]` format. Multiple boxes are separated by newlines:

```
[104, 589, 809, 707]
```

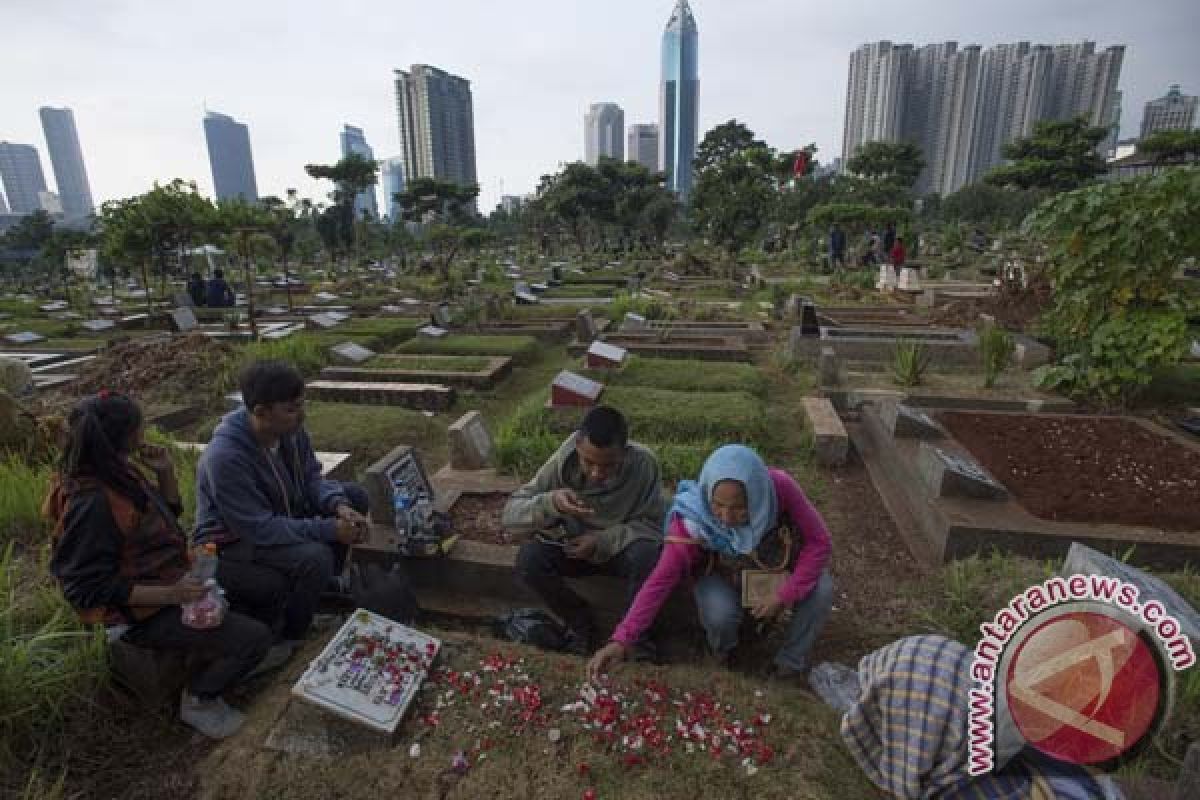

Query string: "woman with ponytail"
[45, 391, 271, 739]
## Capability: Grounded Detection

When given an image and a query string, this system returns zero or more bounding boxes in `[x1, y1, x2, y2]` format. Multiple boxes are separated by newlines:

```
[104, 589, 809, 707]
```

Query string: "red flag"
[793, 152, 810, 177]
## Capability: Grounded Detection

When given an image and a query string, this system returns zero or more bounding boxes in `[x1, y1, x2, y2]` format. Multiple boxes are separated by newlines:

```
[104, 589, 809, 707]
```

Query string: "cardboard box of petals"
[291, 609, 441, 733]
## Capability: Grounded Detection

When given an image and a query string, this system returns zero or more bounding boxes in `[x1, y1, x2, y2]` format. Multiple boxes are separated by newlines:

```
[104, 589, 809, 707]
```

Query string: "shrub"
[978, 324, 1015, 388]
[0, 457, 53, 550]
[892, 341, 930, 387]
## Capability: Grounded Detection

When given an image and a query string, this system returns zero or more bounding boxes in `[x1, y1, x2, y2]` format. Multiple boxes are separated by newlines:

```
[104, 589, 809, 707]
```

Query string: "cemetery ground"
[2, 263, 1200, 800]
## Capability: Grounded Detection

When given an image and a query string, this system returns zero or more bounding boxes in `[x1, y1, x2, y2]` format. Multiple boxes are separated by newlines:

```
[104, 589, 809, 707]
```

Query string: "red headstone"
[551, 370, 604, 408]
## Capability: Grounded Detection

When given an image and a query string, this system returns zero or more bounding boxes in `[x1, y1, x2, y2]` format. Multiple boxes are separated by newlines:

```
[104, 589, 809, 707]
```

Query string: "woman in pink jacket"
[588, 445, 833, 680]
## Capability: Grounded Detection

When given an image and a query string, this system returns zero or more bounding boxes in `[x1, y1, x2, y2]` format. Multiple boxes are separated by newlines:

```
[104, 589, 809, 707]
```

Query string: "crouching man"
[503, 406, 664, 656]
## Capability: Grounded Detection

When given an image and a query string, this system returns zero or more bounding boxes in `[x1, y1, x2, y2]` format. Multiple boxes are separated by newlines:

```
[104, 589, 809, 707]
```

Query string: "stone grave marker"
[81, 319, 116, 333]
[5, 331, 45, 345]
[880, 401, 945, 439]
[330, 342, 376, 365]
[818, 347, 840, 387]
[876, 264, 897, 292]
[364, 445, 434, 527]
[550, 370, 604, 408]
[39, 301, 68, 313]
[417, 325, 448, 339]
[917, 289, 937, 309]
[173, 291, 194, 308]
[401, 297, 421, 306]
[432, 302, 451, 328]
[530, 283, 548, 293]
[798, 298, 819, 336]
[0, 313, 9, 320]
[514, 291, 539, 305]
[264, 305, 288, 315]
[307, 313, 342, 330]
[586, 341, 628, 369]
[169, 306, 198, 333]
[314, 291, 339, 303]
[917, 444, 1007, 500]
[448, 410, 493, 470]
[897, 268, 921, 292]
[622, 313, 647, 332]
[575, 309, 597, 342]
[326, 311, 350, 323]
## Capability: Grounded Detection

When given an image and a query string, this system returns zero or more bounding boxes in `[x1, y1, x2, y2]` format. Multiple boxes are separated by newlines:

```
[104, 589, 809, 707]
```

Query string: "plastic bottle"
[190, 542, 218, 583]
[393, 483, 412, 548]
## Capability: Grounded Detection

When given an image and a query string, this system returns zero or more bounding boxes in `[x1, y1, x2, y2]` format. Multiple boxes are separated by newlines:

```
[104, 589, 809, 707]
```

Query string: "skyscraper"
[203, 111, 259, 203]
[627, 123, 660, 172]
[394, 65, 478, 188]
[1141, 85, 1197, 138]
[339, 125, 379, 219]
[841, 40, 1124, 195]
[584, 103, 625, 165]
[660, 0, 699, 195]
[0, 142, 49, 214]
[0, 188, 8, 214]
[38, 107, 94, 219]
[380, 157, 406, 221]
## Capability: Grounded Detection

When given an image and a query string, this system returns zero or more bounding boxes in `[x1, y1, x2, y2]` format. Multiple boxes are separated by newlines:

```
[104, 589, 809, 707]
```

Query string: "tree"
[304, 153, 379, 265]
[1028, 168, 1200, 407]
[939, 184, 1049, 229]
[690, 120, 776, 265]
[984, 117, 1109, 191]
[214, 199, 275, 338]
[395, 178, 479, 227]
[1138, 130, 1200, 166]
[846, 141, 925, 189]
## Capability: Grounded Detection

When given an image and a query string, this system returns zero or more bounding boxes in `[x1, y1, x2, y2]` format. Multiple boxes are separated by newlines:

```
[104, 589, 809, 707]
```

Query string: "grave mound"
[73, 334, 234, 396]
[447, 492, 522, 546]
[939, 412, 1200, 532]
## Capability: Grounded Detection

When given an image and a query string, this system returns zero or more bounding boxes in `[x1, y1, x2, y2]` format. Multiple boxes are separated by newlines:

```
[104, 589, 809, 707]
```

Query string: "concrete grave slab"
[39, 301, 68, 312]
[514, 291, 539, 305]
[585, 341, 628, 369]
[307, 313, 343, 330]
[305, 380, 455, 411]
[448, 411, 494, 471]
[550, 370, 603, 407]
[314, 292, 339, 302]
[326, 311, 350, 323]
[621, 313, 648, 332]
[818, 346, 841, 387]
[917, 443, 1008, 500]
[530, 283, 549, 293]
[169, 307, 198, 333]
[880, 400, 946, 439]
[81, 319, 116, 333]
[4, 332, 45, 345]
[1013, 335, 1052, 368]
[432, 302, 451, 328]
[417, 325, 448, 339]
[802, 397, 849, 467]
[330, 342, 376, 365]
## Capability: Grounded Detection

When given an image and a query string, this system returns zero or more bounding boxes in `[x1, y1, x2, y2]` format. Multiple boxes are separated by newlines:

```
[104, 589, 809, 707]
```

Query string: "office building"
[1141, 85, 1197, 138]
[660, 0, 699, 195]
[584, 103, 624, 165]
[203, 111, 259, 202]
[380, 157, 406, 221]
[38, 107, 94, 218]
[394, 64, 478, 188]
[0, 141, 49, 214]
[627, 123, 660, 172]
[339, 125, 379, 218]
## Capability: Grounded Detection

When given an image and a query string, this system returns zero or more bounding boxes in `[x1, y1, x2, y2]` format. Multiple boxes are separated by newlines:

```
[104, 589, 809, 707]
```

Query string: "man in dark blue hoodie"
[194, 360, 369, 645]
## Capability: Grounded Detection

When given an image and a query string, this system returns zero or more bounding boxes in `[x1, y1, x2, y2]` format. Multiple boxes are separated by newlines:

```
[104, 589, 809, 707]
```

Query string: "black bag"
[493, 608, 568, 651]
[348, 561, 419, 624]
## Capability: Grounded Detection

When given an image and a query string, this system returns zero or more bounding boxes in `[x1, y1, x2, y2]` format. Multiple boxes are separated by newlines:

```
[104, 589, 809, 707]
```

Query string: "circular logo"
[1005, 609, 1166, 766]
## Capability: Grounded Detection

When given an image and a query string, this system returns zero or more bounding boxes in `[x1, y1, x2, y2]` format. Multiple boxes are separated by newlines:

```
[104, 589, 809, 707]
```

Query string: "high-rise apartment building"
[0, 142, 49, 214]
[38, 107, 94, 219]
[394, 65, 478, 189]
[584, 103, 625, 165]
[339, 125, 379, 219]
[203, 111, 259, 202]
[0, 188, 8, 214]
[1141, 85, 1197, 138]
[660, 0, 699, 195]
[380, 157, 406, 221]
[842, 40, 1124, 195]
[627, 123, 660, 173]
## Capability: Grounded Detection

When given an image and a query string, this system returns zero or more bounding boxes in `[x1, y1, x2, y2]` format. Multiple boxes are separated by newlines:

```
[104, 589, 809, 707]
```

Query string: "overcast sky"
[2, 0, 1197, 213]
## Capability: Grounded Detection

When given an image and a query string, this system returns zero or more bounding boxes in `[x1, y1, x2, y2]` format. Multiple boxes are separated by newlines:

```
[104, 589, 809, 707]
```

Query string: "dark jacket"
[47, 475, 189, 626]
[206, 277, 234, 307]
[193, 408, 348, 547]
[187, 277, 206, 306]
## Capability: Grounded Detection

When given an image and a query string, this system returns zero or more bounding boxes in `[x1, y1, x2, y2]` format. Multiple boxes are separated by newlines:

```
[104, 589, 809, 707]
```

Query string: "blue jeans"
[693, 569, 834, 671]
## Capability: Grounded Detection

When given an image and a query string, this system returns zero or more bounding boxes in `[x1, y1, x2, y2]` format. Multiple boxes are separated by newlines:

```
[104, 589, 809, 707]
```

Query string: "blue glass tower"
[660, 0, 699, 196]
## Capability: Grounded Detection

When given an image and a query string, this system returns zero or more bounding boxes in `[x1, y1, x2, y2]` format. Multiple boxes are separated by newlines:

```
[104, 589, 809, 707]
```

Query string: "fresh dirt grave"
[447, 491, 524, 546]
[939, 412, 1200, 531]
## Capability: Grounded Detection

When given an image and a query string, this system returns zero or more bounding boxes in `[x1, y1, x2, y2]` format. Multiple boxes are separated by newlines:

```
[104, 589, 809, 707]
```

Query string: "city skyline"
[584, 102, 625, 165]
[394, 64, 479, 189]
[1, 0, 1196, 213]
[39, 107, 95, 219]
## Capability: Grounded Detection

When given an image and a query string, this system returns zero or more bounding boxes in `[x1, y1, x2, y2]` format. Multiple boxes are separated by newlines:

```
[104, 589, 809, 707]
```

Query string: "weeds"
[978, 324, 1015, 388]
[892, 341, 930, 387]
[0, 457, 54, 550]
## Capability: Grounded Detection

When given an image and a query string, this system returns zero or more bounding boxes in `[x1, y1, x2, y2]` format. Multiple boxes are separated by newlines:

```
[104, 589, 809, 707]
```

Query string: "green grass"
[585, 357, 768, 397]
[300, 402, 447, 477]
[393, 334, 540, 365]
[540, 285, 616, 299]
[370, 355, 494, 373]
[1141, 363, 1200, 408]
[330, 318, 422, 348]
[0, 457, 54, 551]
[604, 386, 767, 444]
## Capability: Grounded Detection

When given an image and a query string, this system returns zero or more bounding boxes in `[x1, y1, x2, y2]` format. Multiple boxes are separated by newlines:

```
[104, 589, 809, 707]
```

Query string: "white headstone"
[876, 264, 897, 292]
[331, 343, 376, 365]
[448, 411, 494, 470]
[81, 319, 116, 333]
[897, 268, 922, 292]
[169, 307, 199, 333]
[4, 332, 45, 345]
[417, 325, 449, 338]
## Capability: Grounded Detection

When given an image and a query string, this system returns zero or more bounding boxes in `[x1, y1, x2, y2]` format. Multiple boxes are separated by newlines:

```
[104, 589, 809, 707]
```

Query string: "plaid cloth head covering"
[839, 635, 1113, 800]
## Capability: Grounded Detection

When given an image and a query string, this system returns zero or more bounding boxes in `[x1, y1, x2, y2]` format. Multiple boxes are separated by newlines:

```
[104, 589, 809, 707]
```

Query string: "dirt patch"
[940, 412, 1200, 531]
[931, 273, 1052, 332]
[449, 492, 526, 546]
[72, 334, 234, 399]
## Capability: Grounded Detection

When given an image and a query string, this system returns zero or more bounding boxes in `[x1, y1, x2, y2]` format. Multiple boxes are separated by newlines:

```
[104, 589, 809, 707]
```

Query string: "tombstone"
[432, 303, 451, 328]
[621, 313, 648, 332]
[550, 371, 604, 408]
[586, 341, 628, 369]
[877, 264, 898, 292]
[530, 283, 549, 294]
[447, 411, 494, 471]
[168, 307, 198, 333]
[897, 268, 922, 292]
[5, 331, 46, 345]
[798, 299, 819, 336]
[817, 347, 841, 387]
[916, 289, 937, 309]
[173, 291, 194, 308]
[81, 319, 116, 333]
[551, 265, 563, 283]
[417, 325, 448, 339]
[575, 309, 597, 343]
[330, 342, 376, 365]
[264, 305, 288, 316]
[314, 291, 339, 303]
[513, 280, 530, 295]
[307, 313, 342, 330]
[364, 446, 434, 527]
[401, 297, 422, 306]
[39, 301, 68, 313]
[326, 311, 350, 323]
[917, 444, 1008, 500]
[514, 291, 539, 305]
[880, 401, 945, 439]
[0, 313, 9, 320]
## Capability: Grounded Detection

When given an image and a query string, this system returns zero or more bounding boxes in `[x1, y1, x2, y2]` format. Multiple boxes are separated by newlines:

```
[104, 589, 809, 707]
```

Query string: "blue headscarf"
[666, 445, 777, 556]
